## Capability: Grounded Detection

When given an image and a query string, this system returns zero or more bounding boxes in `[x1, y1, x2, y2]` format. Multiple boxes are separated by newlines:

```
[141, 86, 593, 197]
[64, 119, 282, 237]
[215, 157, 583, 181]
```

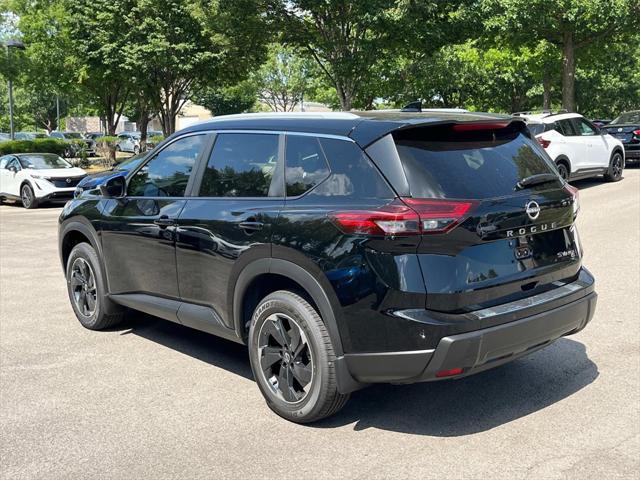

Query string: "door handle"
[154, 216, 175, 228]
[238, 221, 264, 232]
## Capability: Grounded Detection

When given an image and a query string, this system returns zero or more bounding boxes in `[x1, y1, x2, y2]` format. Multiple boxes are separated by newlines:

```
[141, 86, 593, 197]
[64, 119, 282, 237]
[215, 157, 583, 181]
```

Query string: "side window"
[199, 133, 278, 197]
[556, 119, 578, 137]
[314, 138, 393, 198]
[128, 134, 206, 197]
[285, 135, 330, 196]
[0, 157, 9, 169]
[576, 119, 596, 136]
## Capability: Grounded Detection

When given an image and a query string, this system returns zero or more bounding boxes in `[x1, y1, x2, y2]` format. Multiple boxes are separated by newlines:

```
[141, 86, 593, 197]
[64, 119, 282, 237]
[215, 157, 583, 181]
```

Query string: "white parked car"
[522, 112, 625, 182]
[0, 153, 87, 209]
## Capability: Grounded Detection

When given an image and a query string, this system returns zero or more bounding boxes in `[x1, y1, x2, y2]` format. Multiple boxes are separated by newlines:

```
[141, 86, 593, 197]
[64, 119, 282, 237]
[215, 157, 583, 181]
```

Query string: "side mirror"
[99, 174, 126, 198]
[8, 165, 17, 173]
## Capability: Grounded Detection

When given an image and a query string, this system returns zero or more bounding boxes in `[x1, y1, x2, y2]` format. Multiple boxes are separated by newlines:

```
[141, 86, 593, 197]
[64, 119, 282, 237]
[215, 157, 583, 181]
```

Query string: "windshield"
[115, 153, 146, 171]
[610, 112, 640, 125]
[64, 132, 83, 139]
[18, 154, 72, 170]
[393, 124, 559, 199]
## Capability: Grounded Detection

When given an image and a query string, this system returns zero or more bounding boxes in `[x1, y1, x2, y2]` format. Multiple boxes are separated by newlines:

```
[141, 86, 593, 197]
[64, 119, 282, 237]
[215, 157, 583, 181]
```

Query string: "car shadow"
[116, 314, 597, 436]
[318, 338, 597, 436]
[117, 312, 253, 380]
[569, 177, 608, 190]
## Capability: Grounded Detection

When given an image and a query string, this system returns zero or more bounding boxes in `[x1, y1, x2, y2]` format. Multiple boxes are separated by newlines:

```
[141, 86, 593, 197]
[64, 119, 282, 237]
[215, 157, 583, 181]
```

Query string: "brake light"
[329, 198, 476, 236]
[436, 368, 464, 378]
[537, 137, 551, 149]
[633, 129, 640, 136]
[452, 122, 510, 132]
[564, 183, 580, 216]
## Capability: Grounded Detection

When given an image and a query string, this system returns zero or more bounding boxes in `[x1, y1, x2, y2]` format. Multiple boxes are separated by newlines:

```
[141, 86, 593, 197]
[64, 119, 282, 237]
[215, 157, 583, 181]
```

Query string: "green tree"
[193, 81, 258, 116]
[252, 44, 312, 112]
[479, 0, 639, 112]
[274, 0, 399, 110]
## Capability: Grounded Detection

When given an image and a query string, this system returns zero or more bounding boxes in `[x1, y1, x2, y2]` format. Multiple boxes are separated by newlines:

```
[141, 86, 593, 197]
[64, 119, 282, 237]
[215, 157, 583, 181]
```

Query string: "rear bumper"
[339, 270, 596, 389]
[623, 145, 640, 161]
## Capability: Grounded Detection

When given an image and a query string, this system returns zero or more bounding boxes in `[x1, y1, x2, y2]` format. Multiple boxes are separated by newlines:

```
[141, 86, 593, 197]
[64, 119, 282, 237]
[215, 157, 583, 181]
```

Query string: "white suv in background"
[0, 153, 87, 209]
[522, 112, 625, 182]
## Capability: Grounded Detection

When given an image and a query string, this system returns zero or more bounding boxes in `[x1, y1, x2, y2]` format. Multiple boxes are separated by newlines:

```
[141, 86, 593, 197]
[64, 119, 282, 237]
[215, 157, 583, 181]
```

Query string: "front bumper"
[338, 270, 596, 389]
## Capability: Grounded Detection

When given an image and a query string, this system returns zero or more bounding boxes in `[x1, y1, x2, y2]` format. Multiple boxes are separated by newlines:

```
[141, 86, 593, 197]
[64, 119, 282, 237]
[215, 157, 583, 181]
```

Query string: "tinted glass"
[310, 138, 393, 198]
[575, 118, 596, 136]
[556, 119, 578, 136]
[199, 133, 278, 197]
[285, 135, 330, 196]
[18, 154, 72, 169]
[611, 112, 640, 124]
[128, 134, 205, 197]
[394, 125, 558, 200]
[527, 123, 545, 136]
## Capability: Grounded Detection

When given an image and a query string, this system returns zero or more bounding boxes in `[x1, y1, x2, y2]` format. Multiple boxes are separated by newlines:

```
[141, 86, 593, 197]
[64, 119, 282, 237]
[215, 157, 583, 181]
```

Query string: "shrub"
[0, 138, 68, 156]
[146, 135, 165, 151]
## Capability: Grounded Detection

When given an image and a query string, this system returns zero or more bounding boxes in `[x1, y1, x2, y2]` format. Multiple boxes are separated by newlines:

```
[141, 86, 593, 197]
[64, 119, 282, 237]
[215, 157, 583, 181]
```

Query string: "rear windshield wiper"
[516, 173, 559, 190]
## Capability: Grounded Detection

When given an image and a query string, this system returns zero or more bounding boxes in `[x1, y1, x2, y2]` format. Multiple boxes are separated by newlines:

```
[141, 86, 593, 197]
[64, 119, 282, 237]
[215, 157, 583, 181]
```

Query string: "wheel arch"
[232, 257, 345, 357]
[59, 218, 104, 280]
[554, 155, 571, 176]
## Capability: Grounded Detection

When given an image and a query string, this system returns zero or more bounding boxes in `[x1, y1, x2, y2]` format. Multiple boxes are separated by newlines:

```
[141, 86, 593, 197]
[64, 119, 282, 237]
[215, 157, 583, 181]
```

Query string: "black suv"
[59, 112, 597, 423]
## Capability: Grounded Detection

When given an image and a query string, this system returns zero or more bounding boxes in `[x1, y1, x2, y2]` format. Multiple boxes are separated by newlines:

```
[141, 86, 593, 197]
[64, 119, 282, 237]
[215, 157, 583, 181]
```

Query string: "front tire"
[66, 243, 125, 330]
[248, 290, 349, 423]
[604, 151, 624, 182]
[21, 184, 38, 209]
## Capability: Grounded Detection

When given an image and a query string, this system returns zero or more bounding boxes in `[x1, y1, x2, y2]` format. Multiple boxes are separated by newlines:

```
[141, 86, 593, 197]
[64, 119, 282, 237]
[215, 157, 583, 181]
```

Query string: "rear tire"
[604, 151, 624, 182]
[248, 290, 350, 423]
[21, 184, 38, 209]
[66, 243, 125, 330]
[556, 162, 569, 181]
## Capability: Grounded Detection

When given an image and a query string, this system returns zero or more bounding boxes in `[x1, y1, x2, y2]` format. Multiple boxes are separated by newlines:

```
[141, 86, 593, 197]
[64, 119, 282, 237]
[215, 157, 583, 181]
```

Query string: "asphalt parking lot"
[1, 168, 639, 479]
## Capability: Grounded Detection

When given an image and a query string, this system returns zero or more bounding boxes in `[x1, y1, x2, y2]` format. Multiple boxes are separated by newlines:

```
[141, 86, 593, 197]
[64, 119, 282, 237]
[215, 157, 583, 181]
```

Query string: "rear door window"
[285, 135, 330, 196]
[393, 124, 559, 200]
[556, 119, 578, 136]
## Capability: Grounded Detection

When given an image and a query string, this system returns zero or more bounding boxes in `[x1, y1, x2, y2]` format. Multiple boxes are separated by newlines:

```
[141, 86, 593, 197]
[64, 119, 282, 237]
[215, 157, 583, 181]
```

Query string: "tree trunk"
[138, 108, 150, 152]
[336, 84, 352, 111]
[542, 70, 552, 110]
[561, 31, 576, 112]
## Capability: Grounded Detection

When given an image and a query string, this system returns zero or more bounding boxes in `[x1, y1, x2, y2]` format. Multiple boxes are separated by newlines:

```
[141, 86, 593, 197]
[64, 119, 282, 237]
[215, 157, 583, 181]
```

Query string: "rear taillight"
[633, 129, 640, 137]
[537, 137, 551, 149]
[329, 198, 476, 236]
[564, 183, 580, 216]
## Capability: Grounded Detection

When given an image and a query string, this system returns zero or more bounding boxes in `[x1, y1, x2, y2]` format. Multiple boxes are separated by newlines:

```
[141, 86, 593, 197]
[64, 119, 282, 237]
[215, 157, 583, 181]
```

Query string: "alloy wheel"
[612, 154, 623, 179]
[70, 258, 98, 317]
[258, 313, 314, 403]
[557, 164, 569, 181]
[21, 185, 33, 208]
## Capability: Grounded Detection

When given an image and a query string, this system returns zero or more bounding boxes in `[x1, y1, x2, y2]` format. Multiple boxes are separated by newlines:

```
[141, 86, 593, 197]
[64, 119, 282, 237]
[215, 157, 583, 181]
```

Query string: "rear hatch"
[602, 124, 640, 144]
[390, 120, 581, 313]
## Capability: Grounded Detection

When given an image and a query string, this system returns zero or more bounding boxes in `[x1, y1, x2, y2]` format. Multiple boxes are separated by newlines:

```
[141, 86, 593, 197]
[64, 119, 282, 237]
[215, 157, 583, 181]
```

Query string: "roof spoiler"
[401, 101, 422, 112]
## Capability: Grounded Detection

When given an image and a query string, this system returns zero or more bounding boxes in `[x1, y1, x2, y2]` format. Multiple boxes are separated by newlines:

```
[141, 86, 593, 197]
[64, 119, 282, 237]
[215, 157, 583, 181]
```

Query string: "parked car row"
[517, 111, 629, 183]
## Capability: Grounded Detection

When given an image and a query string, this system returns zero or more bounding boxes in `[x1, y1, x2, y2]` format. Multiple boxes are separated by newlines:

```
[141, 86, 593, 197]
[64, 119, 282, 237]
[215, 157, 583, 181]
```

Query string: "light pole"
[3, 39, 26, 140]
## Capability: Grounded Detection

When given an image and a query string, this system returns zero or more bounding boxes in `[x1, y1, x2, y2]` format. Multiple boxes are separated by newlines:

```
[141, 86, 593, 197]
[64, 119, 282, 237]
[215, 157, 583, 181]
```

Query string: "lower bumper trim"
[344, 291, 597, 384]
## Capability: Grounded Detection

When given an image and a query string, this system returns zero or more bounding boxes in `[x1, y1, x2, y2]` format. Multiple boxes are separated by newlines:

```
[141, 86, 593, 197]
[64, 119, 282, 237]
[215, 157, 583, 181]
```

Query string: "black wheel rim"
[21, 186, 32, 208]
[612, 154, 623, 178]
[258, 313, 314, 403]
[558, 165, 568, 180]
[70, 258, 97, 317]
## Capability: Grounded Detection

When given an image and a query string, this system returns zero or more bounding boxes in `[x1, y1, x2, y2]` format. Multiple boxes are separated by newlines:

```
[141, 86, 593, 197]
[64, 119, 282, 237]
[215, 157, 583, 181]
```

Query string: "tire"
[248, 290, 350, 423]
[133, 145, 140, 155]
[65, 243, 125, 330]
[556, 162, 570, 181]
[604, 151, 624, 182]
[20, 184, 38, 209]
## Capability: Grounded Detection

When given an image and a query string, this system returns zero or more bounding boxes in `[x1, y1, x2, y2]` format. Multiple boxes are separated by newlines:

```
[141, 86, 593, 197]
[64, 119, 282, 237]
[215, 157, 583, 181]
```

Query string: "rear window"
[393, 124, 559, 200]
